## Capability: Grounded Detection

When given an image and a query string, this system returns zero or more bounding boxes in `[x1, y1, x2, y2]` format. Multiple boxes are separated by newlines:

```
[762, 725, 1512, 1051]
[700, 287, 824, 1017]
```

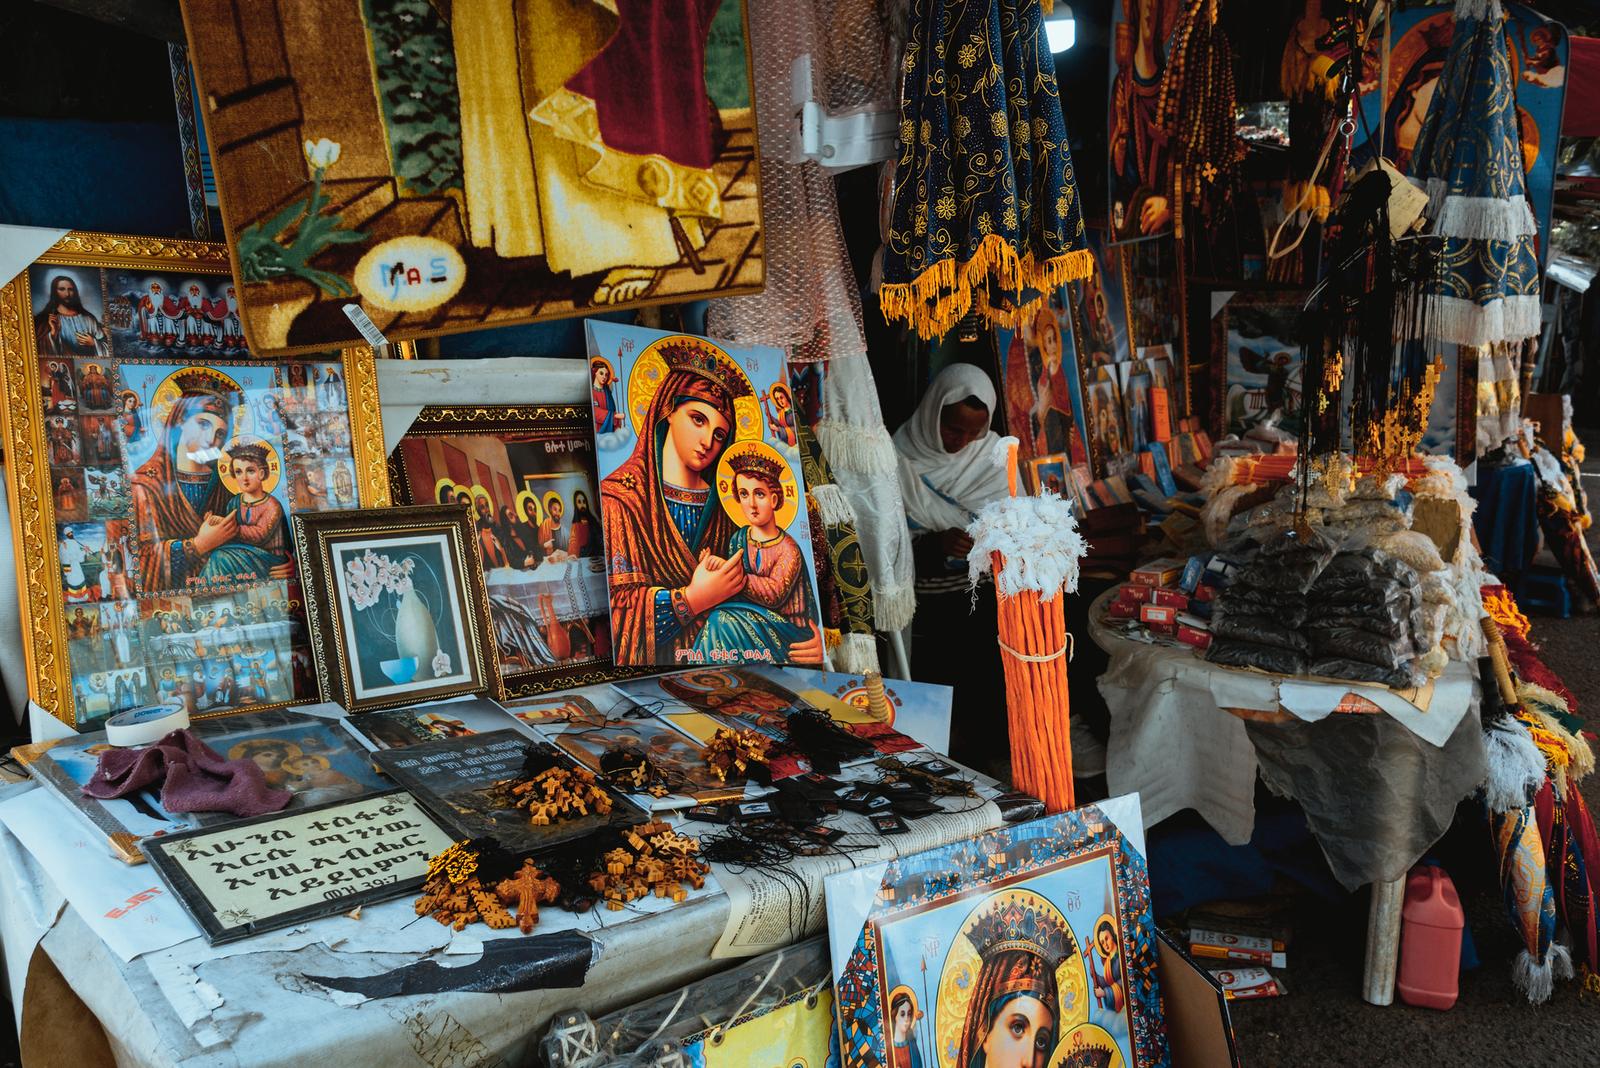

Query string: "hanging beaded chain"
[1154, 0, 1245, 240]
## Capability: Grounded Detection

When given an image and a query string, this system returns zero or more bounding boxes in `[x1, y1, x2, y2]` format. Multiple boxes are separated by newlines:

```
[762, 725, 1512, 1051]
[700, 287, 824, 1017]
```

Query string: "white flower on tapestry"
[432, 650, 451, 677]
[302, 137, 342, 169]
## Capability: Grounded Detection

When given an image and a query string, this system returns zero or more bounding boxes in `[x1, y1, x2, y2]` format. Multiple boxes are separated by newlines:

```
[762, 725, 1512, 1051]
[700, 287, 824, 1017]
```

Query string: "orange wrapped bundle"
[967, 442, 1087, 813]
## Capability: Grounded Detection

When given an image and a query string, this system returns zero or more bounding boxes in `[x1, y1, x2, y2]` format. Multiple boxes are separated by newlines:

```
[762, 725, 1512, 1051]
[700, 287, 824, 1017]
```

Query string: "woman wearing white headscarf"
[894, 363, 1010, 774]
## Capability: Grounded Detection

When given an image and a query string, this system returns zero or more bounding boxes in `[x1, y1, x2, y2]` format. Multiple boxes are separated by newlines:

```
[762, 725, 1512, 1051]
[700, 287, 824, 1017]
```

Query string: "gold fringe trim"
[824, 627, 843, 650]
[1518, 681, 1595, 782]
[879, 236, 1094, 340]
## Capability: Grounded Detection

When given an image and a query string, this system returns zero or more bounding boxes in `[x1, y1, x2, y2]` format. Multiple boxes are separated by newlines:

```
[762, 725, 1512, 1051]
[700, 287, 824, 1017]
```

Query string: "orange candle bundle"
[967, 440, 1086, 814]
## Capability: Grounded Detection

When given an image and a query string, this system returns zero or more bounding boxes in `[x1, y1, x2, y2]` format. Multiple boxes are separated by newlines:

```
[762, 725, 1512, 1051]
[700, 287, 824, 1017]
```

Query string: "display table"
[1087, 588, 1488, 1003]
[0, 765, 1005, 1067]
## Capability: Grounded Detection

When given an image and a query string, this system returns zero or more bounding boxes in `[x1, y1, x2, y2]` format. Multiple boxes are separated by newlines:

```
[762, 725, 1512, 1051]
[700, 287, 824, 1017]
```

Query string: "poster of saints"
[1, 235, 387, 729]
[588, 322, 825, 668]
[178, 0, 763, 355]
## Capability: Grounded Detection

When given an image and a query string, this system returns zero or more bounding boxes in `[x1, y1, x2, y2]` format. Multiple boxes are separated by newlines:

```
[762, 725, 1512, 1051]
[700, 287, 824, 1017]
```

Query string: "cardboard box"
[1139, 603, 1178, 626]
[1150, 587, 1189, 610]
[1108, 599, 1139, 620]
[1189, 927, 1287, 969]
[1177, 624, 1211, 650]
[1131, 557, 1187, 587]
[1208, 966, 1286, 1000]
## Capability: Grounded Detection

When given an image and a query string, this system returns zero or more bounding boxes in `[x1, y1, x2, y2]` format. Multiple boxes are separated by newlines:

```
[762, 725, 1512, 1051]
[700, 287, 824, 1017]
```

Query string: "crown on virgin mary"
[963, 897, 1071, 964]
[174, 368, 235, 395]
[658, 338, 751, 399]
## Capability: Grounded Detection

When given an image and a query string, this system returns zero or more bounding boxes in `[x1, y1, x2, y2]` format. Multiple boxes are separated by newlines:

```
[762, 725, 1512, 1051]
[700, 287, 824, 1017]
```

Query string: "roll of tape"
[105, 704, 190, 747]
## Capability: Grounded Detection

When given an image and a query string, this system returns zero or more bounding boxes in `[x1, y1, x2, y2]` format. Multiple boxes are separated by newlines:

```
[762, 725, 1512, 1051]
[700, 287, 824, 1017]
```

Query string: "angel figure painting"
[589, 323, 824, 667]
[179, 0, 764, 355]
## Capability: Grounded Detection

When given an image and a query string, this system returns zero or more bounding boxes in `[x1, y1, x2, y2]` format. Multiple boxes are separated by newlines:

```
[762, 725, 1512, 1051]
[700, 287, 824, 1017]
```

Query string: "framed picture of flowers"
[294, 504, 501, 713]
[0, 231, 395, 730]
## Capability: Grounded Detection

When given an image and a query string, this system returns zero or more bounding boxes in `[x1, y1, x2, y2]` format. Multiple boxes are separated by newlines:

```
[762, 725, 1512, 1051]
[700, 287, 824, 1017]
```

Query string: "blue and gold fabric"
[1409, 0, 1541, 346]
[880, 0, 1093, 340]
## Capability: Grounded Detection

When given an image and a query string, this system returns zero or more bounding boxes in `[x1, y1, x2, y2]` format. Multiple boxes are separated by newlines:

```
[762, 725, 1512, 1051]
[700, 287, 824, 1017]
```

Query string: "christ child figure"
[727, 453, 812, 633]
[219, 442, 292, 575]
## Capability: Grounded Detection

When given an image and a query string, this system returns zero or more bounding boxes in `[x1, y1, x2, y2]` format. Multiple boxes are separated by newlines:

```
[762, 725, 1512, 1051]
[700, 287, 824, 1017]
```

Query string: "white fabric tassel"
[832, 631, 881, 674]
[1511, 943, 1572, 1004]
[872, 580, 918, 632]
[966, 493, 1087, 600]
[810, 482, 858, 527]
[1432, 193, 1537, 242]
[1425, 294, 1541, 348]
[815, 420, 899, 475]
[1482, 715, 1547, 813]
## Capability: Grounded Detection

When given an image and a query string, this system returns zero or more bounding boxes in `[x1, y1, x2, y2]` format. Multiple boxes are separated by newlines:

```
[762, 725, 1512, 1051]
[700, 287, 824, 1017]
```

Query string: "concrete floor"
[1229, 455, 1600, 1067]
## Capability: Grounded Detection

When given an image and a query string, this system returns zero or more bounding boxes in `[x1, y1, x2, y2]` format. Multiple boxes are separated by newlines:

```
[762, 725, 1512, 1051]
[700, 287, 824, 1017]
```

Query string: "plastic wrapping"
[1206, 638, 1308, 676]
[542, 936, 833, 1068]
[1374, 530, 1447, 574]
[1213, 609, 1312, 654]
[1309, 625, 1413, 668]
[1307, 655, 1424, 690]
[1221, 590, 1309, 629]
[1248, 527, 1338, 594]
[1351, 472, 1409, 500]
[1309, 608, 1412, 641]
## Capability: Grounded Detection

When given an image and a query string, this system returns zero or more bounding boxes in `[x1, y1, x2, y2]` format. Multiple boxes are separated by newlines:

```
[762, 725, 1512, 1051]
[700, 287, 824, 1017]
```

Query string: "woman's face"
[939, 401, 990, 454]
[180, 410, 226, 454]
[667, 400, 730, 473]
[892, 999, 914, 1042]
[981, 995, 1054, 1068]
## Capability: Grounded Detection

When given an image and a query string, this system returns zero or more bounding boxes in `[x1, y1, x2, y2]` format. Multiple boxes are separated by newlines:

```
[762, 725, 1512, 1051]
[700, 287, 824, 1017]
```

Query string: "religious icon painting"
[0, 233, 393, 729]
[1084, 371, 1130, 477]
[749, 664, 953, 754]
[1350, 3, 1567, 263]
[295, 505, 500, 713]
[1065, 230, 1131, 369]
[996, 294, 1091, 470]
[825, 795, 1170, 1068]
[1029, 454, 1071, 500]
[588, 322, 826, 668]
[1107, 0, 1183, 241]
[177, 0, 763, 356]
[548, 716, 746, 808]
[389, 404, 633, 698]
[1208, 289, 1307, 440]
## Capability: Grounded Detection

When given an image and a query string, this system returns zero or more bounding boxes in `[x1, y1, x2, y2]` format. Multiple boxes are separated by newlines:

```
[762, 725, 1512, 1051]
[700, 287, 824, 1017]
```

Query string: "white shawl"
[893, 363, 1009, 532]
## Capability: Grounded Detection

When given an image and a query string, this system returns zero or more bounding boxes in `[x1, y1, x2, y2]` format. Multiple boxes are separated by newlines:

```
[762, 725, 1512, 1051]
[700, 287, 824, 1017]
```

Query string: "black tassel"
[783, 708, 874, 775]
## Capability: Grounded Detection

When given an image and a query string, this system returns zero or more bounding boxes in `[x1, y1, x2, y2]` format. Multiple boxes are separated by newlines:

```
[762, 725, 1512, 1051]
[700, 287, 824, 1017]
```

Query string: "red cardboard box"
[1150, 587, 1189, 610]
[1108, 599, 1139, 620]
[1131, 557, 1187, 587]
[1118, 583, 1154, 605]
[1177, 624, 1212, 650]
[1140, 603, 1178, 626]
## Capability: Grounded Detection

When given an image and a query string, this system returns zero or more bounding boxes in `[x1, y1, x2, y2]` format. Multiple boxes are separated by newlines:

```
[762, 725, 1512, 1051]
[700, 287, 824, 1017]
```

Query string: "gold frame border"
[0, 230, 397, 728]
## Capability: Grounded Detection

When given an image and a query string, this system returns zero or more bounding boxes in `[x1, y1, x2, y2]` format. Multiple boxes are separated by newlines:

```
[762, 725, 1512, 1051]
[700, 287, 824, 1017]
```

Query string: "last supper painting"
[178, 0, 764, 356]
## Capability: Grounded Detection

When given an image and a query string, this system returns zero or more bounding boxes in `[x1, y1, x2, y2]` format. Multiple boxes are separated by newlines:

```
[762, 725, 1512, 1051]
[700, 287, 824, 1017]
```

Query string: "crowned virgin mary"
[600, 339, 823, 665]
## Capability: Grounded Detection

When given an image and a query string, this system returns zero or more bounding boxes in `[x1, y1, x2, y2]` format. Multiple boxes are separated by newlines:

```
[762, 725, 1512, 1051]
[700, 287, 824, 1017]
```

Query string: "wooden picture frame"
[295, 504, 501, 713]
[0, 231, 395, 729]
[388, 403, 647, 698]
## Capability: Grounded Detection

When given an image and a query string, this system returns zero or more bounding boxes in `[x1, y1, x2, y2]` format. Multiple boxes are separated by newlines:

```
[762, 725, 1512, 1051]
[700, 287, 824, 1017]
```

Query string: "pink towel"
[82, 729, 292, 817]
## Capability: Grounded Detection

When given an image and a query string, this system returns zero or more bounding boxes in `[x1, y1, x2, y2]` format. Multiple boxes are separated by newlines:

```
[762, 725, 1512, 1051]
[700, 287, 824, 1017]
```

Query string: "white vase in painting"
[394, 587, 440, 678]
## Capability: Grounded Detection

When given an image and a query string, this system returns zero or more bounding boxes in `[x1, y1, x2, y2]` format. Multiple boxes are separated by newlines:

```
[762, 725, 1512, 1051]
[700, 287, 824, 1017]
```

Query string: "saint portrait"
[30, 267, 110, 359]
[1109, 0, 1182, 239]
[591, 325, 825, 667]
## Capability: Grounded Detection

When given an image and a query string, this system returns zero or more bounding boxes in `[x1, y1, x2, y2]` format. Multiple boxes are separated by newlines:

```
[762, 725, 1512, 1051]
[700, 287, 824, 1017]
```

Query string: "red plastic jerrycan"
[1397, 864, 1464, 1009]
